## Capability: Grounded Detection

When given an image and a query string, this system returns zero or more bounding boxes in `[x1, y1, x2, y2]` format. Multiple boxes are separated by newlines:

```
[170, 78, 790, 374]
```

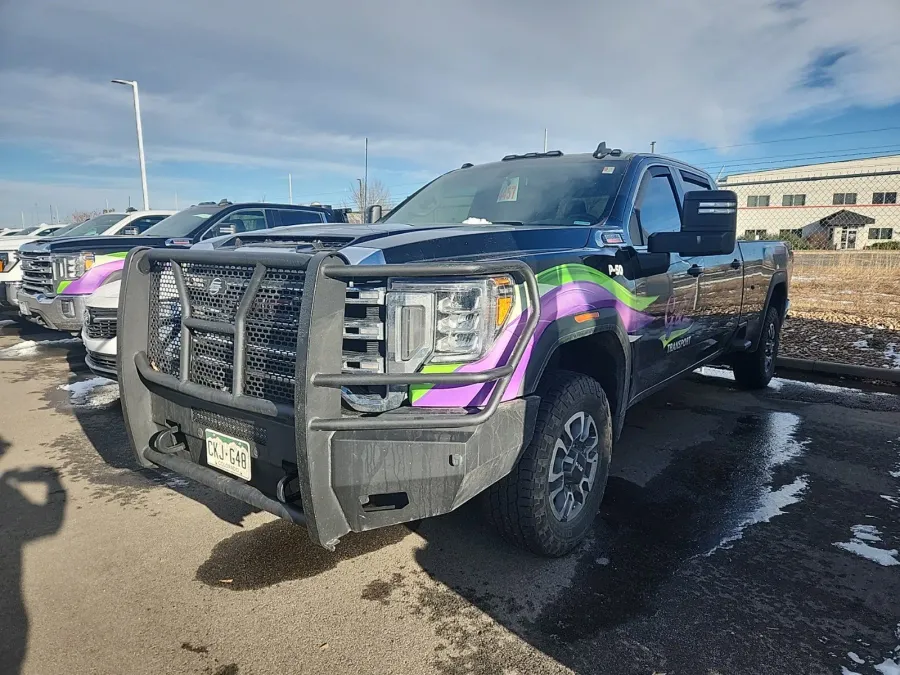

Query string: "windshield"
[12, 227, 38, 236]
[385, 158, 628, 226]
[61, 214, 126, 238]
[49, 224, 78, 237]
[143, 206, 223, 237]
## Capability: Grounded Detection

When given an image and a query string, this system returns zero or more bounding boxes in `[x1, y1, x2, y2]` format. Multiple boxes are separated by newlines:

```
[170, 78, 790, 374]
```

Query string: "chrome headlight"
[53, 253, 95, 280]
[386, 276, 515, 373]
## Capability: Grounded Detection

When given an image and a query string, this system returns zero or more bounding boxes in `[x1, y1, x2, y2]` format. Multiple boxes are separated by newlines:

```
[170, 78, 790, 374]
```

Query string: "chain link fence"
[719, 156, 900, 371]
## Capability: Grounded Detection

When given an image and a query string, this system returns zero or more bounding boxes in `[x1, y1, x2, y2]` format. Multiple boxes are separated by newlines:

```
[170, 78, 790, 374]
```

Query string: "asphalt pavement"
[1, 315, 899, 675]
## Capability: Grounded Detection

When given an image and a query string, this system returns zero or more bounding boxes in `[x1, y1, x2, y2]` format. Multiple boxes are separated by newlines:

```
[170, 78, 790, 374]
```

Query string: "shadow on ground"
[0, 434, 67, 675]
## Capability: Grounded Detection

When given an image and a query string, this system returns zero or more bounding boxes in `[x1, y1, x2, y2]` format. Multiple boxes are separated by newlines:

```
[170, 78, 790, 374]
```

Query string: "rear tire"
[732, 306, 781, 389]
[487, 370, 612, 557]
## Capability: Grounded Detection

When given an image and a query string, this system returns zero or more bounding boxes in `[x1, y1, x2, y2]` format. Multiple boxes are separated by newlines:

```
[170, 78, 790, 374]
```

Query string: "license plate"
[18, 302, 31, 317]
[205, 429, 252, 481]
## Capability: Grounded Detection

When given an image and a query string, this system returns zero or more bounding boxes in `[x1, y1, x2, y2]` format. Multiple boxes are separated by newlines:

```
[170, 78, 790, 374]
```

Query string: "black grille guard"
[129, 247, 540, 430]
[119, 247, 541, 548]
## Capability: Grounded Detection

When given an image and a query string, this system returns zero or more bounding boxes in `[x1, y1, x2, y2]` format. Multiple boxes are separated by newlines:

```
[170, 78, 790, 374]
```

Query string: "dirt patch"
[781, 316, 900, 370]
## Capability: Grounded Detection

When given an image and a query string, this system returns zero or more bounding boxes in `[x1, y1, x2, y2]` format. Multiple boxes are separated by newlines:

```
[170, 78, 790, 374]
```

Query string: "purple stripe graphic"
[413, 281, 655, 407]
[61, 259, 125, 296]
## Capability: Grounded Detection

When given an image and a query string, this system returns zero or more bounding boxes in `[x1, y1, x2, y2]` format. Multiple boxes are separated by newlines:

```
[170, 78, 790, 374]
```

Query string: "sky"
[1, 0, 899, 225]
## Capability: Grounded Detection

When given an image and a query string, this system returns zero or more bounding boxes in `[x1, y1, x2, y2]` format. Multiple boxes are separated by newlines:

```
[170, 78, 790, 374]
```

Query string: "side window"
[634, 170, 682, 243]
[277, 210, 326, 227]
[680, 171, 712, 195]
[126, 216, 167, 233]
[204, 209, 268, 238]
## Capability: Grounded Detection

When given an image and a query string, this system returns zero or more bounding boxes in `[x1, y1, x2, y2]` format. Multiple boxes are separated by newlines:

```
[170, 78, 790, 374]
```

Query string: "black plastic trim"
[143, 447, 306, 525]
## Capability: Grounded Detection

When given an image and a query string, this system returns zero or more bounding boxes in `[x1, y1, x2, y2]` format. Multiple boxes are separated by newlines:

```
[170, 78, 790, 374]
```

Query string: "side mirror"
[365, 204, 382, 223]
[648, 190, 737, 256]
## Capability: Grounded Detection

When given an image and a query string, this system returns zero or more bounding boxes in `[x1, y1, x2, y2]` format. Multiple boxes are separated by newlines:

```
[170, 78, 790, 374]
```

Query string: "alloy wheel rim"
[548, 411, 600, 523]
[764, 321, 777, 374]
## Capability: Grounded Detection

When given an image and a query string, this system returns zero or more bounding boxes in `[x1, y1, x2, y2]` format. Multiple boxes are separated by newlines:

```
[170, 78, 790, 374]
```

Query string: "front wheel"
[486, 370, 612, 557]
[732, 306, 781, 389]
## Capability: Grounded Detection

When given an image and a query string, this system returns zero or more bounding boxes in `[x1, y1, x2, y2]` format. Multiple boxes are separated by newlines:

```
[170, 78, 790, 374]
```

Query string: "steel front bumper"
[118, 247, 540, 550]
[16, 291, 86, 332]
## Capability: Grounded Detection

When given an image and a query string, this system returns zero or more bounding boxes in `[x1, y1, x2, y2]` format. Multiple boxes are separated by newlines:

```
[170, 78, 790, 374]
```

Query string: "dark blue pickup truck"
[16, 201, 349, 332]
[117, 146, 791, 556]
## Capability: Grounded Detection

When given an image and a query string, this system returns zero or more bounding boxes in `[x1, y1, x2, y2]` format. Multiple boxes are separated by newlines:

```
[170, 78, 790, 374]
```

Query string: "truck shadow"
[407, 386, 813, 674]
[0, 435, 67, 675]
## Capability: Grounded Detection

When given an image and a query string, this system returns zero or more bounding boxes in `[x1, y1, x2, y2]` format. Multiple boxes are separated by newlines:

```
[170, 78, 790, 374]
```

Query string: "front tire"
[487, 370, 612, 557]
[732, 306, 781, 389]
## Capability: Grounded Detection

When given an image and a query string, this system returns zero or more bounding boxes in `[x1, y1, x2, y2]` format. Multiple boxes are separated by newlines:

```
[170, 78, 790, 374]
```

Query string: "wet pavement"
[1, 316, 899, 675]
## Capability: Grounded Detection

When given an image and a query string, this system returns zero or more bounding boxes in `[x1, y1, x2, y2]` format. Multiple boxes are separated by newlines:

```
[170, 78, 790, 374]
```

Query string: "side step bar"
[143, 447, 307, 527]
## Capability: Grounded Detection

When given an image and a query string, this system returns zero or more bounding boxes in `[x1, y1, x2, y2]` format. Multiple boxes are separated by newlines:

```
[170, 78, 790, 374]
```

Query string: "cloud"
[0, 0, 899, 221]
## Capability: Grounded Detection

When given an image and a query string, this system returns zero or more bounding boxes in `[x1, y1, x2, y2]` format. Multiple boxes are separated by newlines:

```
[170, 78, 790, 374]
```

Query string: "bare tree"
[68, 210, 103, 224]
[346, 178, 392, 214]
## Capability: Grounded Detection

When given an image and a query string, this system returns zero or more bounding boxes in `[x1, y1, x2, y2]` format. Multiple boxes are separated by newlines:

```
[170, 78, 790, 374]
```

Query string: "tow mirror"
[365, 204, 382, 223]
[648, 190, 737, 256]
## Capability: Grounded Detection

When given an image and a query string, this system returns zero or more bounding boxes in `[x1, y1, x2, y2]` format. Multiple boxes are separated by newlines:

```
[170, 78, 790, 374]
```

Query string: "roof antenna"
[592, 142, 609, 159]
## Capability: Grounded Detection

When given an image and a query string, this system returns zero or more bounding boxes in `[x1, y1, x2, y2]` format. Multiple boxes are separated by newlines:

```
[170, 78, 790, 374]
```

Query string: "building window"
[743, 229, 769, 240]
[747, 195, 770, 207]
[782, 194, 806, 206]
[869, 227, 894, 240]
[873, 192, 898, 204]
[833, 192, 857, 205]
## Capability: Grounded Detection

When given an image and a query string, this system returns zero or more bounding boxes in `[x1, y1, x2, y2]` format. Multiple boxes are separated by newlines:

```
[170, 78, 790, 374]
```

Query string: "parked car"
[81, 279, 120, 379]
[116, 146, 791, 556]
[18, 202, 347, 333]
[0, 223, 75, 309]
[78, 202, 352, 374]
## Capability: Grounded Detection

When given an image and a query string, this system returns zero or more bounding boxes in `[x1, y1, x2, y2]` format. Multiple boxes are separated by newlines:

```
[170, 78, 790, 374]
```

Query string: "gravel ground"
[781, 314, 900, 370]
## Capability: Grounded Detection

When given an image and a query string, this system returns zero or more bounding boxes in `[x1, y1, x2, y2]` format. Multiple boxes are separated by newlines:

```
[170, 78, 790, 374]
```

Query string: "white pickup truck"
[0, 223, 71, 307]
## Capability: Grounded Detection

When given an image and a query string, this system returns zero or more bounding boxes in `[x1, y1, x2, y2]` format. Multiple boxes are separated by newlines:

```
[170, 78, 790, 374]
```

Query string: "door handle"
[687, 264, 704, 277]
[730, 259, 742, 270]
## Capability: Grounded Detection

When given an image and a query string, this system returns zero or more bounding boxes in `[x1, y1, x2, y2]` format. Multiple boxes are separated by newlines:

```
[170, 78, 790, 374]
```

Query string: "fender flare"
[750, 270, 788, 351]
[523, 314, 634, 440]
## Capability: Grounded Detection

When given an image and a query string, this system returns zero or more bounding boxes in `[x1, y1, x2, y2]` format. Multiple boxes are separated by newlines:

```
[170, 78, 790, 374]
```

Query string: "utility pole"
[49, 204, 53, 223]
[112, 79, 150, 210]
[543, 128, 548, 153]
[363, 137, 368, 219]
[21, 212, 25, 228]
[650, 141, 656, 153]
[288, 173, 293, 204]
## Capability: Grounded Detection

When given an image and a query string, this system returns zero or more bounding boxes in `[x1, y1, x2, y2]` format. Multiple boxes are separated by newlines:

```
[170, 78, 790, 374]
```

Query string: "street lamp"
[111, 79, 149, 210]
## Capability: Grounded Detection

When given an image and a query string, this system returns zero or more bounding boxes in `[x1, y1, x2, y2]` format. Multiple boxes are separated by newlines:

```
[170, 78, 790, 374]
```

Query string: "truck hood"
[217, 222, 596, 264]
[0, 236, 41, 251]
[19, 235, 171, 255]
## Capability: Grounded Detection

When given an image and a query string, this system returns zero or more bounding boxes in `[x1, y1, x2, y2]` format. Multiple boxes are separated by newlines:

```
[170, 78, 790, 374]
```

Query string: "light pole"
[112, 79, 150, 210]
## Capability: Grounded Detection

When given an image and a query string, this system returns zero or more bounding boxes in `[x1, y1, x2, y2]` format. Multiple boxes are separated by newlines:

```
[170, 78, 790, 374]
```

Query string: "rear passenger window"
[636, 173, 682, 241]
[277, 210, 325, 226]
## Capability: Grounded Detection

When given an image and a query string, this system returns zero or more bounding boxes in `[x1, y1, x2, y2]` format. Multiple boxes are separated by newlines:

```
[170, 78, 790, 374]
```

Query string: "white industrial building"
[719, 155, 900, 249]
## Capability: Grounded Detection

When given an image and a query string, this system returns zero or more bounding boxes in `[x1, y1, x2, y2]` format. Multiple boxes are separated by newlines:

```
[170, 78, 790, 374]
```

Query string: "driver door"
[629, 166, 704, 395]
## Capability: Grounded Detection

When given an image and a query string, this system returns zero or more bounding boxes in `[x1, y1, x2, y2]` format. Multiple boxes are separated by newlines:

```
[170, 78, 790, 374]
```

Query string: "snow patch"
[890, 469, 900, 479]
[834, 525, 900, 566]
[843, 668, 862, 675]
[851, 340, 870, 349]
[884, 343, 900, 369]
[461, 217, 493, 225]
[706, 411, 808, 555]
[875, 658, 900, 675]
[696, 367, 895, 397]
[59, 377, 119, 408]
[0, 337, 79, 359]
[882, 495, 899, 506]
[849, 652, 865, 665]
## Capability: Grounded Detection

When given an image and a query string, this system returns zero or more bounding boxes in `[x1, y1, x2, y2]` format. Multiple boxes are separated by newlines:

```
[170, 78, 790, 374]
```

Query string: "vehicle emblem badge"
[207, 278, 223, 295]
